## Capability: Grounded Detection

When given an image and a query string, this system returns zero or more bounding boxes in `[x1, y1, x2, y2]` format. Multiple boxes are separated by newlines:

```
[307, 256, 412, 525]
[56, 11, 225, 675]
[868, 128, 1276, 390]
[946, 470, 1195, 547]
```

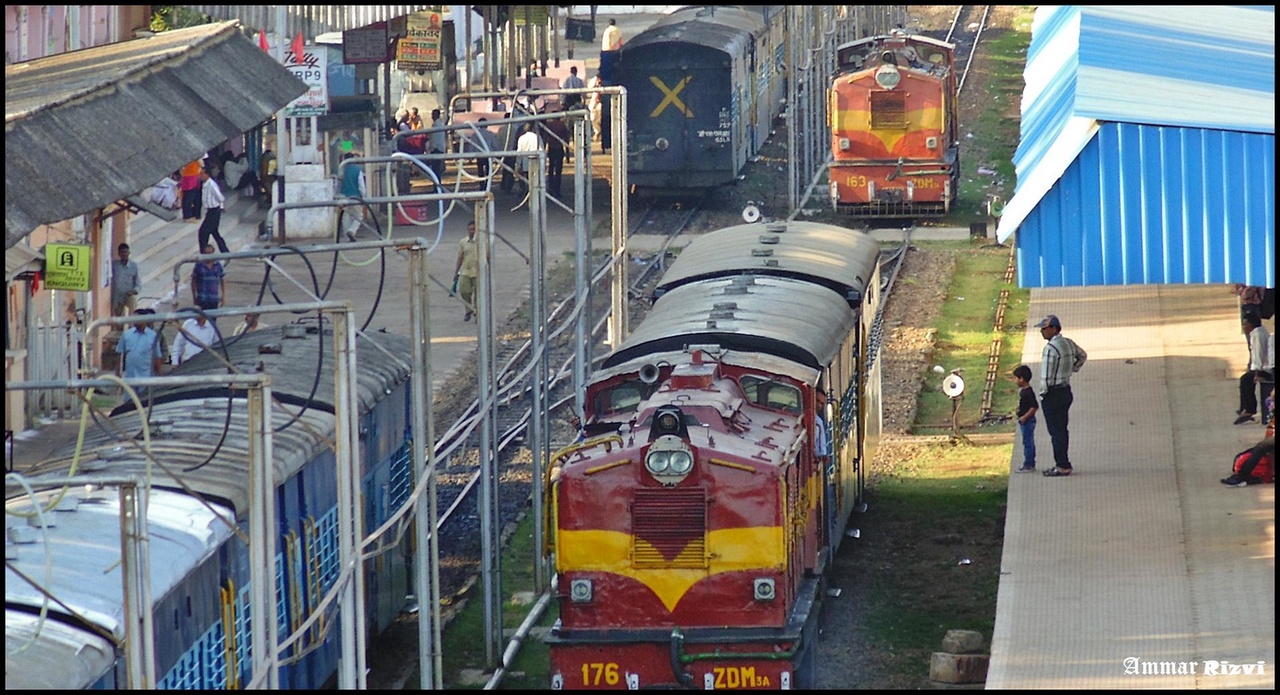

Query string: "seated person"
[222, 152, 260, 197]
[1223, 389, 1274, 487]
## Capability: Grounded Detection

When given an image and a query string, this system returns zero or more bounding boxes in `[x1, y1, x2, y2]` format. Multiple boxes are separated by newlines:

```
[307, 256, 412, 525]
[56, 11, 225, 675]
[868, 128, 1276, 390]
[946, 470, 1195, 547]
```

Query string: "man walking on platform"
[1035, 315, 1087, 477]
[454, 222, 479, 322]
[198, 168, 229, 254]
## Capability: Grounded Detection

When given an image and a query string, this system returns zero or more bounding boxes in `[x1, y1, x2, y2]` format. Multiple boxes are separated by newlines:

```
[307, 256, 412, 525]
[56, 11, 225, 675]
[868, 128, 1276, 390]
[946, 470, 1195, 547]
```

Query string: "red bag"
[1232, 448, 1275, 484]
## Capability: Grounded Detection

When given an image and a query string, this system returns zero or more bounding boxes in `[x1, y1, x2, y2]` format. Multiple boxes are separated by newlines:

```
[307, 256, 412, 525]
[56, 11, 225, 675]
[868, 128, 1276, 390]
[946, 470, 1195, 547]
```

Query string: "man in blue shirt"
[116, 309, 163, 397]
[191, 245, 226, 312]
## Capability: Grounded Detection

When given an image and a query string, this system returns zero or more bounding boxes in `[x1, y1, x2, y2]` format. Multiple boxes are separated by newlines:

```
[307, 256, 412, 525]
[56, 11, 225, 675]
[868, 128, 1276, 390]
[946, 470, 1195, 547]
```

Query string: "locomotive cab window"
[595, 380, 652, 416]
[740, 375, 802, 414]
[869, 91, 908, 129]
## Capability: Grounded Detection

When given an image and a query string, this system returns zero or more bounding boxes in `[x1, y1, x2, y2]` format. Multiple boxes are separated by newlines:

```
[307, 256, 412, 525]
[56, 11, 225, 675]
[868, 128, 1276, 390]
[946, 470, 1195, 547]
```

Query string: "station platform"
[990, 284, 1275, 688]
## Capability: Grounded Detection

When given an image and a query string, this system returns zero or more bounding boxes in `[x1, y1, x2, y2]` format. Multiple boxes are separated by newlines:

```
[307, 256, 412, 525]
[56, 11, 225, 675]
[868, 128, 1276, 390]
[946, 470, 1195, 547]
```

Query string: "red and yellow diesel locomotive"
[829, 30, 960, 217]
[544, 221, 883, 689]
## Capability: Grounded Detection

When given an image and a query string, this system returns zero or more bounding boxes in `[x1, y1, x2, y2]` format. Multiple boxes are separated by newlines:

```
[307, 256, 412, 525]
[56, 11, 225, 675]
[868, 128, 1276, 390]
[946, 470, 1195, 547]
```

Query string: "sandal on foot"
[1043, 468, 1072, 477]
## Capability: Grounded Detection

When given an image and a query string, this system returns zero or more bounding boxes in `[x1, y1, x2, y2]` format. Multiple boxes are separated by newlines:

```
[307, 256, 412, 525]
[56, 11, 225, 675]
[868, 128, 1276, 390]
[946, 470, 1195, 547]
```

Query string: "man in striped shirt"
[1036, 315, 1087, 477]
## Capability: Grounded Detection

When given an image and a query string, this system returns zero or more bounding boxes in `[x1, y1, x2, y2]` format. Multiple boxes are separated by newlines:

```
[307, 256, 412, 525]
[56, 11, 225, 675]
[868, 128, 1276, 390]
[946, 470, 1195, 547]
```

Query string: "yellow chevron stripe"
[833, 106, 944, 150]
[557, 527, 784, 612]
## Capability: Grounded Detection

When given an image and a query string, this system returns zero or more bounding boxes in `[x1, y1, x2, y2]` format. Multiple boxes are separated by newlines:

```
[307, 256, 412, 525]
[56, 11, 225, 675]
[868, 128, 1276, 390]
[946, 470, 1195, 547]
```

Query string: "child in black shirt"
[1011, 365, 1039, 472]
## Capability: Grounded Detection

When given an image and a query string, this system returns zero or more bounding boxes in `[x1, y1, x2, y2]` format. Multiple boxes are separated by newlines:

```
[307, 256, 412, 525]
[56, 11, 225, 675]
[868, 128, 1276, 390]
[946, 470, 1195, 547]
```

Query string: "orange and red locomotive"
[829, 30, 960, 217]
[544, 221, 883, 689]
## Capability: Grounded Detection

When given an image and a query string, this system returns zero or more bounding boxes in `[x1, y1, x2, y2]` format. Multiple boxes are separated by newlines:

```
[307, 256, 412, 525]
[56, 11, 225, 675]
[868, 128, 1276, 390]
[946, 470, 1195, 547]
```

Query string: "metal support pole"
[529, 143, 548, 593]
[476, 198, 500, 667]
[572, 114, 589, 432]
[120, 482, 155, 689]
[333, 306, 366, 689]
[411, 243, 443, 689]
[247, 380, 280, 688]
[609, 88, 629, 347]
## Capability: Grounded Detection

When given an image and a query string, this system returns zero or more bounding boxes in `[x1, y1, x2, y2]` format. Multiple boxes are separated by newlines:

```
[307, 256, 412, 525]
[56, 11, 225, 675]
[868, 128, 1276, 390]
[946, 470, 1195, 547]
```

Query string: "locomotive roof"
[836, 31, 956, 54]
[604, 275, 857, 371]
[654, 221, 880, 305]
[5, 488, 235, 642]
[21, 397, 335, 519]
[626, 6, 773, 53]
[122, 324, 413, 416]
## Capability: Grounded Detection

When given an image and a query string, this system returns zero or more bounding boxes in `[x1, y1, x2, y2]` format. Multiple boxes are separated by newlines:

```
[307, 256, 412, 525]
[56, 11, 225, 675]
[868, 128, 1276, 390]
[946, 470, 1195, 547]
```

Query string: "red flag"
[258, 29, 269, 52]
[291, 31, 306, 64]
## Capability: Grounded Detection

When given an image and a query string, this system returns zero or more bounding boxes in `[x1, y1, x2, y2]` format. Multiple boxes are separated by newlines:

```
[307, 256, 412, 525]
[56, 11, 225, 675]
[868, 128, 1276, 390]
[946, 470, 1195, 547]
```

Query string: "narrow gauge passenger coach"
[829, 30, 960, 217]
[5, 325, 415, 689]
[614, 5, 787, 190]
[545, 221, 883, 689]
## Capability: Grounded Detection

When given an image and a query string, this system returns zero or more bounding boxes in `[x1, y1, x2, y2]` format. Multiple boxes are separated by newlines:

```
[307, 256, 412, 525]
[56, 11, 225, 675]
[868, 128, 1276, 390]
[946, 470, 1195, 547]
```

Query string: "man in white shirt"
[515, 123, 541, 195]
[198, 168, 229, 254]
[172, 314, 220, 366]
[601, 19, 623, 52]
[1236, 312, 1272, 424]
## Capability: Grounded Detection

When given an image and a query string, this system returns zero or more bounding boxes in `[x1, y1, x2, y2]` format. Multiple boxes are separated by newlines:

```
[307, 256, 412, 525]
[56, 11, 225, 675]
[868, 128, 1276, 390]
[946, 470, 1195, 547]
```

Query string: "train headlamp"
[875, 64, 901, 89]
[753, 578, 776, 601]
[570, 578, 593, 603]
[645, 435, 695, 485]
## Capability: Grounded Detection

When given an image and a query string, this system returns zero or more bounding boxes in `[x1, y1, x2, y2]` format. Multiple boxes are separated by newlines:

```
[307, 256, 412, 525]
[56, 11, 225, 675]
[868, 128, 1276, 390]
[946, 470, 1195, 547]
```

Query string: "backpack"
[1232, 447, 1275, 484]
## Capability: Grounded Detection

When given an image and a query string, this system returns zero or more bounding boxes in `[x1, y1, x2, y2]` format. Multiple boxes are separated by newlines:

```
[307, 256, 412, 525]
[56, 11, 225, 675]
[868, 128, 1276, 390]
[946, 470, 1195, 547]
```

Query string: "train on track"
[829, 30, 960, 217]
[613, 5, 787, 190]
[544, 221, 884, 689]
[5, 324, 415, 689]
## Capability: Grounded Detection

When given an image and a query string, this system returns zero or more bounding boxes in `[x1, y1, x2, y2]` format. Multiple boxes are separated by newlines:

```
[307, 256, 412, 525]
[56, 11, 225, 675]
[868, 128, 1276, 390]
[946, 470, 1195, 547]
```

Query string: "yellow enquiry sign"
[44, 243, 91, 291]
[650, 75, 693, 118]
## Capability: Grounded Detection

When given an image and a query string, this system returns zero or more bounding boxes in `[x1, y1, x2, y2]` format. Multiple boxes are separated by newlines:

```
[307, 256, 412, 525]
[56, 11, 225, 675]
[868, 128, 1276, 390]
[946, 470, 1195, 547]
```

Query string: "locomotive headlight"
[655, 137, 670, 151]
[753, 578, 776, 601]
[570, 578, 593, 603]
[875, 64, 901, 89]
[645, 434, 695, 485]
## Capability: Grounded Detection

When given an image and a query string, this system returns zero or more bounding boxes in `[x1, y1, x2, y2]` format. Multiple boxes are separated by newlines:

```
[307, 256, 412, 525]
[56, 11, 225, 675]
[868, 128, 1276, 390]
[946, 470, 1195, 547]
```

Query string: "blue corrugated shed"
[996, 6, 1275, 288]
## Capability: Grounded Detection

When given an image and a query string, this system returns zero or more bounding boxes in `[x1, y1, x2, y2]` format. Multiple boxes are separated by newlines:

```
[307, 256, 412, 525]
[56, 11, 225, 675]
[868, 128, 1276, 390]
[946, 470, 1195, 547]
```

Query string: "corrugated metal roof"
[4, 610, 116, 689]
[185, 5, 436, 37]
[655, 221, 880, 304]
[996, 6, 1275, 288]
[603, 276, 858, 371]
[4, 22, 308, 249]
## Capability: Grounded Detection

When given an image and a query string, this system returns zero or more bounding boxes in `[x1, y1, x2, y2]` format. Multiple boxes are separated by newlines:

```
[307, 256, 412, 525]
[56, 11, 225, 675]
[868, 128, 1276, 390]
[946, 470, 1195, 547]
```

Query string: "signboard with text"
[265, 35, 330, 117]
[343, 22, 390, 64]
[397, 11, 443, 71]
[44, 243, 91, 291]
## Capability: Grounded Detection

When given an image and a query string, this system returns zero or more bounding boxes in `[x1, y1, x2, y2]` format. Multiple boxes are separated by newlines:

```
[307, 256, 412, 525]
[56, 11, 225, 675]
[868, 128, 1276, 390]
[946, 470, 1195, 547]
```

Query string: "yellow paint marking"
[650, 75, 693, 118]
[557, 527, 783, 611]
[709, 458, 757, 473]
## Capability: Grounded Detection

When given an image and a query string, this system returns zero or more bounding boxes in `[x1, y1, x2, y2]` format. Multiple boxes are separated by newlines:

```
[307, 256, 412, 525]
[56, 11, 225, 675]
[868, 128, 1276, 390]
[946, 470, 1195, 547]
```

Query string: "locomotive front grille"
[632, 488, 707, 568]
[869, 90, 908, 129]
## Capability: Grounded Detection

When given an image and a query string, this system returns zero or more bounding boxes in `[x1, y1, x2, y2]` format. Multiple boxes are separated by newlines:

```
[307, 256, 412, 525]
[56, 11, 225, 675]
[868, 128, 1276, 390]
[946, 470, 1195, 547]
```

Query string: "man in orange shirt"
[180, 158, 204, 222]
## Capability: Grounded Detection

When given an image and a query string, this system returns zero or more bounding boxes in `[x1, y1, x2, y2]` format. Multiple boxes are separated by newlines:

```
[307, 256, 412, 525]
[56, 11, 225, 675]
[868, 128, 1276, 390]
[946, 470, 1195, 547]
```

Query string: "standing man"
[561, 65, 586, 109]
[172, 313, 219, 366]
[428, 108, 448, 183]
[109, 243, 141, 317]
[179, 157, 204, 223]
[600, 19, 624, 83]
[516, 123, 541, 195]
[191, 246, 226, 313]
[1235, 312, 1272, 425]
[543, 113, 570, 198]
[1035, 315, 1087, 477]
[198, 168, 229, 254]
[454, 222, 480, 322]
[116, 308, 164, 398]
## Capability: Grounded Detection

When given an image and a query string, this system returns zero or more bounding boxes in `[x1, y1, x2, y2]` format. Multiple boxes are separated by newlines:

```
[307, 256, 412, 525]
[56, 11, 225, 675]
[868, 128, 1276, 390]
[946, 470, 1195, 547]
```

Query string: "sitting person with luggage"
[1222, 387, 1274, 487]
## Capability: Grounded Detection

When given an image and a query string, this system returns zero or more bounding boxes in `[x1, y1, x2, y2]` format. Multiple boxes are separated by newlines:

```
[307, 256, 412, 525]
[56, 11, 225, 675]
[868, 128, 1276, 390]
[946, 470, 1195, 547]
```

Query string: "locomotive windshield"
[594, 380, 655, 416]
[739, 375, 802, 414]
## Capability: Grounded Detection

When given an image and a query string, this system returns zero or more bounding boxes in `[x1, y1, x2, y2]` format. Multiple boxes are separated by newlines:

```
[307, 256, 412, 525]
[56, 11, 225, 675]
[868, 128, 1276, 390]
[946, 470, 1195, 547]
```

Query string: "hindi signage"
[397, 11, 443, 71]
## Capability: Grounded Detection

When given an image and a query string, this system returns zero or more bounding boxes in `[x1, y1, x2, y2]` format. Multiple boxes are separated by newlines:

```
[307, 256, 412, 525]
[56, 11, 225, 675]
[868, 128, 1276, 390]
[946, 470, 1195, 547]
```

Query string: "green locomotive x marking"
[649, 75, 693, 118]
